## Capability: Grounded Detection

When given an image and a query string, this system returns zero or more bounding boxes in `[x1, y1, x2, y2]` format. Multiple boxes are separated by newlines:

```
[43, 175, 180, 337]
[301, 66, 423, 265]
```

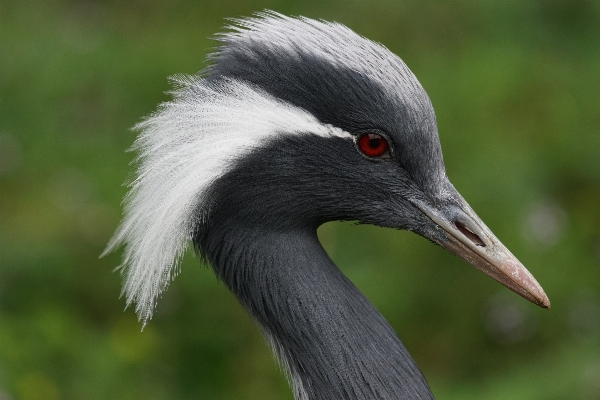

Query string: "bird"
[103, 11, 550, 400]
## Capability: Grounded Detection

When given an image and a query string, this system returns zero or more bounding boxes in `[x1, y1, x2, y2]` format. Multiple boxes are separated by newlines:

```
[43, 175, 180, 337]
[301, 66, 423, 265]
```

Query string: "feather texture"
[103, 77, 350, 324]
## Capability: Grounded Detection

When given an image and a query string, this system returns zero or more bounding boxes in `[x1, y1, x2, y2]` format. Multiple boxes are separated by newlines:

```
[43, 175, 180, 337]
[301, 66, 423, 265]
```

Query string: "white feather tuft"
[103, 77, 350, 325]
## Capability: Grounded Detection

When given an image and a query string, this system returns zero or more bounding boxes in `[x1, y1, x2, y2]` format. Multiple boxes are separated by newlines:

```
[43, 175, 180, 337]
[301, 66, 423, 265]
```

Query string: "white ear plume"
[103, 76, 349, 324]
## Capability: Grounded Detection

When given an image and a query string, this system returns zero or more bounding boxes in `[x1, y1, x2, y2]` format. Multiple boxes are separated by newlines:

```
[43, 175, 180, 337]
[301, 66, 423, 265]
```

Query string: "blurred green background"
[1, 0, 599, 399]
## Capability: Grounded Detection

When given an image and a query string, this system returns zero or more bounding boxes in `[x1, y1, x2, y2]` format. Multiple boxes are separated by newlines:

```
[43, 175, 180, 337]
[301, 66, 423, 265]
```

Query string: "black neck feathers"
[195, 222, 433, 399]
[192, 134, 435, 398]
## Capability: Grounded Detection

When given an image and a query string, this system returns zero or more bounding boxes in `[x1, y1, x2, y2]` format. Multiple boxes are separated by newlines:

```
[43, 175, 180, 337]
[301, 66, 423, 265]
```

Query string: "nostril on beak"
[454, 221, 486, 247]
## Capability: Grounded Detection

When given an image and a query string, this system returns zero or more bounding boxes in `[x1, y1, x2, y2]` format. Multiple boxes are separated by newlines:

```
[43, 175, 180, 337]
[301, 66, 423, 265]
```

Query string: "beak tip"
[527, 278, 551, 310]
[416, 200, 552, 311]
[528, 286, 550, 309]
[522, 280, 551, 310]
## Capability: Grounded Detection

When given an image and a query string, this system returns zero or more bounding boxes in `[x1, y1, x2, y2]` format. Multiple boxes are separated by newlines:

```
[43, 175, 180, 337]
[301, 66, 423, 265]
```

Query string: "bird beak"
[413, 197, 550, 309]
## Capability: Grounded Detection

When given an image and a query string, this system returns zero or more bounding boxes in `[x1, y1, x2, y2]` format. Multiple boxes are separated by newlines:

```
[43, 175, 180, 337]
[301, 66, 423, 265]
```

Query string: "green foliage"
[1, 0, 599, 398]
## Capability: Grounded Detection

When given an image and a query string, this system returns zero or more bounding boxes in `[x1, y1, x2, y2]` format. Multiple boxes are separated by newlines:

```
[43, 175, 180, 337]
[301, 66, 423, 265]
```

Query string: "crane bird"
[104, 12, 550, 399]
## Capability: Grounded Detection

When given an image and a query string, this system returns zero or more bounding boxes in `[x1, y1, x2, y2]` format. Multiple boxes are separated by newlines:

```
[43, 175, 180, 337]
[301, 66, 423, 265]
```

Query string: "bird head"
[104, 12, 549, 324]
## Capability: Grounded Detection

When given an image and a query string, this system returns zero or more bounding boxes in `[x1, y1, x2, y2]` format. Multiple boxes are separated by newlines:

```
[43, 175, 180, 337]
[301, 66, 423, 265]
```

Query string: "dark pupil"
[369, 137, 381, 148]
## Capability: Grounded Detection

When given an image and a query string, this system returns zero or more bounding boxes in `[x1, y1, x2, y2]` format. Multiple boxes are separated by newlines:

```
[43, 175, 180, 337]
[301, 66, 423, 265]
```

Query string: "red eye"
[357, 133, 389, 158]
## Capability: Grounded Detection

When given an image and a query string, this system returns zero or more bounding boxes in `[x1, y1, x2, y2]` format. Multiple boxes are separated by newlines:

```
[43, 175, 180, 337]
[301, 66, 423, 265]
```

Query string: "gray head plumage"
[104, 11, 451, 324]
[104, 11, 549, 400]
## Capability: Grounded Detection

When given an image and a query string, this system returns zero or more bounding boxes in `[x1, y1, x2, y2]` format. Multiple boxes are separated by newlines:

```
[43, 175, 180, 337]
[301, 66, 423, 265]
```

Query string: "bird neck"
[199, 225, 434, 400]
